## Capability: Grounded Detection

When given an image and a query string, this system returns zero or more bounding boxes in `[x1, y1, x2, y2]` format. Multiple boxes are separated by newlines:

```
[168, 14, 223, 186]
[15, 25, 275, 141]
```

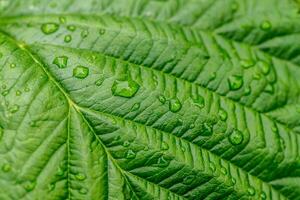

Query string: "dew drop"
[53, 56, 68, 68]
[24, 87, 30, 92]
[244, 86, 251, 96]
[23, 181, 36, 191]
[192, 95, 205, 108]
[59, 17, 66, 24]
[260, 20, 272, 31]
[81, 30, 89, 38]
[15, 90, 22, 96]
[67, 25, 76, 32]
[240, 59, 255, 68]
[48, 183, 55, 191]
[158, 95, 166, 104]
[64, 35, 72, 43]
[183, 175, 195, 184]
[95, 76, 105, 86]
[9, 104, 19, 113]
[75, 173, 86, 181]
[131, 103, 140, 111]
[1, 90, 8, 96]
[41, 23, 59, 34]
[260, 192, 266, 199]
[73, 66, 89, 79]
[99, 28, 106, 35]
[220, 167, 227, 175]
[189, 123, 195, 129]
[123, 141, 130, 147]
[2, 163, 11, 172]
[218, 108, 228, 121]
[264, 84, 274, 94]
[161, 142, 169, 150]
[247, 187, 255, 196]
[126, 149, 136, 159]
[169, 98, 182, 113]
[111, 79, 140, 98]
[79, 187, 88, 194]
[258, 61, 270, 75]
[229, 130, 244, 145]
[10, 63, 16, 68]
[56, 167, 64, 176]
[228, 75, 243, 90]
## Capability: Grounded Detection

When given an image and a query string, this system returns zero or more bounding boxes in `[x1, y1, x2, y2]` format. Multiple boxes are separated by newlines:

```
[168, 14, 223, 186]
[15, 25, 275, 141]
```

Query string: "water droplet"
[247, 187, 255, 196]
[56, 167, 64, 176]
[260, 20, 272, 31]
[258, 61, 270, 74]
[209, 72, 216, 81]
[15, 90, 22, 96]
[189, 123, 195, 129]
[158, 95, 166, 104]
[23, 181, 36, 191]
[75, 173, 86, 181]
[218, 108, 228, 121]
[131, 103, 140, 111]
[240, 59, 255, 68]
[111, 79, 140, 98]
[244, 86, 251, 96]
[123, 141, 130, 147]
[10, 63, 16, 68]
[41, 23, 59, 34]
[9, 104, 19, 113]
[220, 167, 227, 175]
[67, 25, 76, 32]
[79, 187, 88, 194]
[253, 71, 261, 80]
[2, 163, 11, 172]
[264, 84, 274, 94]
[161, 142, 169, 150]
[73, 66, 89, 79]
[64, 35, 72, 43]
[48, 183, 55, 191]
[228, 75, 243, 90]
[260, 192, 266, 199]
[169, 98, 182, 113]
[192, 95, 205, 108]
[95, 76, 105, 86]
[53, 56, 68, 68]
[229, 130, 244, 145]
[126, 150, 136, 159]
[183, 175, 195, 184]
[271, 125, 278, 133]
[81, 30, 89, 38]
[99, 28, 106, 35]
[59, 16, 66, 24]
[24, 87, 30, 92]
[1, 90, 8, 96]
[209, 162, 216, 172]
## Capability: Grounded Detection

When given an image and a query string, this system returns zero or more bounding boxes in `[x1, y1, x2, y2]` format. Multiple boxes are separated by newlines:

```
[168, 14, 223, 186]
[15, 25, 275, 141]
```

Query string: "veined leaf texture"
[0, 0, 300, 199]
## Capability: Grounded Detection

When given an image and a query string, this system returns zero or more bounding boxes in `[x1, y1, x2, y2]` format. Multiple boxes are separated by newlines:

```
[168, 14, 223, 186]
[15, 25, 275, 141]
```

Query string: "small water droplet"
[24, 87, 30, 92]
[220, 167, 227, 175]
[73, 66, 89, 79]
[123, 141, 130, 147]
[56, 167, 64, 176]
[260, 192, 266, 199]
[15, 90, 22, 96]
[264, 84, 274, 94]
[81, 30, 89, 38]
[218, 108, 228, 121]
[229, 130, 244, 145]
[189, 123, 195, 129]
[240, 59, 255, 68]
[9, 104, 19, 113]
[53, 56, 68, 68]
[41, 23, 59, 34]
[253, 71, 261, 80]
[231, 177, 236, 185]
[10, 63, 16, 68]
[79, 187, 88, 194]
[228, 75, 243, 90]
[260, 20, 272, 31]
[161, 142, 169, 150]
[258, 61, 270, 74]
[23, 181, 36, 191]
[2, 163, 11, 172]
[64, 35, 72, 43]
[95, 76, 105, 86]
[183, 175, 195, 184]
[75, 173, 86, 181]
[126, 149, 136, 159]
[99, 28, 106, 35]
[59, 16, 66, 24]
[67, 25, 76, 32]
[48, 183, 55, 191]
[131, 103, 140, 111]
[271, 125, 278, 133]
[169, 98, 182, 113]
[244, 86, 251, 96]
[111, 79, 140, 98]
[1, 90, 8, 96]
[158, 95, 166, 104]
[192, 95, 205, 108]
[247, 187, 255, 196]
[209, 72, 216, 81]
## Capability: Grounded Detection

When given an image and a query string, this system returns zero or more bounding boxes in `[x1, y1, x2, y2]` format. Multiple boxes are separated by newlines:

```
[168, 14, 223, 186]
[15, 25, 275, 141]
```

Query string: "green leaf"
[0, 0, 300, 200]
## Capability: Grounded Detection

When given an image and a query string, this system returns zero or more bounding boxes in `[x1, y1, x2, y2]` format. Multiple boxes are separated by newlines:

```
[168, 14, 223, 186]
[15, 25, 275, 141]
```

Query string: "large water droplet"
[75, 173, 86, 181]
[126, 149, 136, 159]
[111, 79, 140, 98]
[169, 98, 182, 113]
[9, 104, 19, 113]
[53, 56, 68, 68]
[73, 66, 89, 79]
[64, 35, 72, 43]
[260, 20, 272, 31]
[41, 23, 59, 34]
[2, 163, 11, 172]
[23, 181, 36, 191]
[218, 108, 228, 121]
[228, 75, 243, 90]
[229, 130, 244, 145]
